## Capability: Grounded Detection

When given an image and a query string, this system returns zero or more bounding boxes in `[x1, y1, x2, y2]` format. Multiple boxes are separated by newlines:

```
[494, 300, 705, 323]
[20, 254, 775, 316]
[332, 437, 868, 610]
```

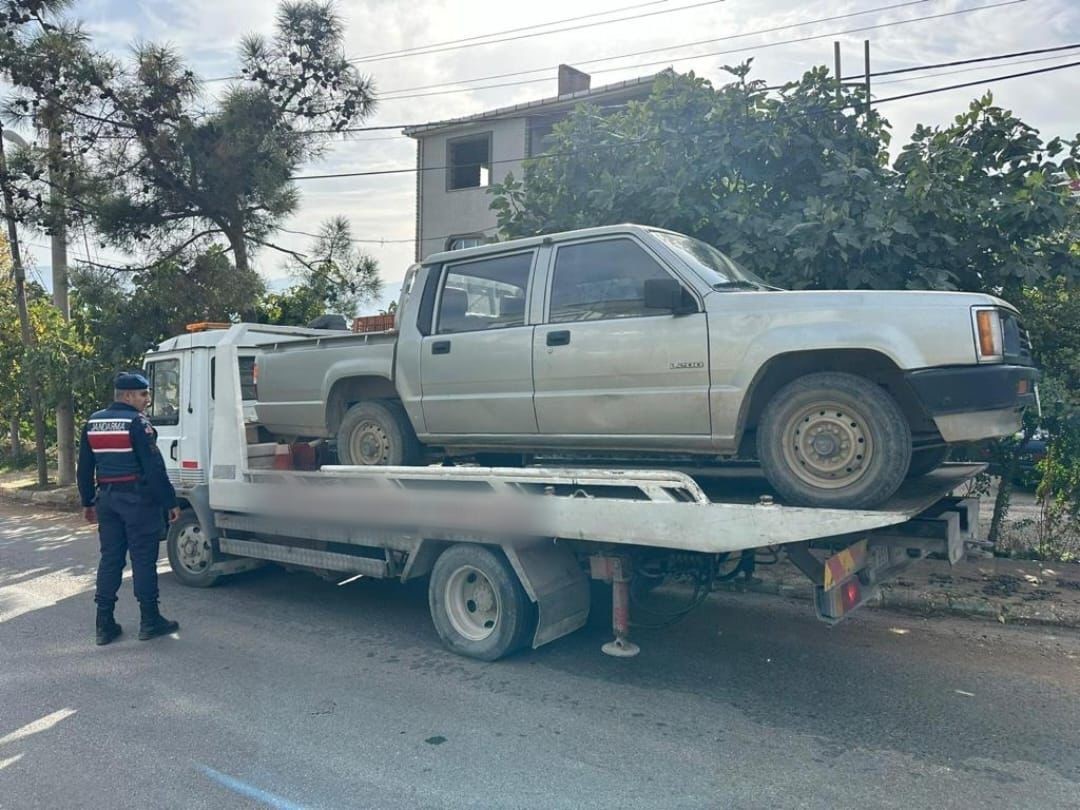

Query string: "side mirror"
[644, 277, 698, 315]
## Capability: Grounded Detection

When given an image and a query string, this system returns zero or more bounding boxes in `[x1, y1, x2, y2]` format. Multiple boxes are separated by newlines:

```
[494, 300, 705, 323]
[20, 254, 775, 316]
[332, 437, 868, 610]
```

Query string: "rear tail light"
[842, 579, 861, 612]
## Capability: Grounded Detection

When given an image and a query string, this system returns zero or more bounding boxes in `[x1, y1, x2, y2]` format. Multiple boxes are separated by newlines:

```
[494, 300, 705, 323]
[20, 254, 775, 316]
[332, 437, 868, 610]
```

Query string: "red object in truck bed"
[352, 314, 396, 333]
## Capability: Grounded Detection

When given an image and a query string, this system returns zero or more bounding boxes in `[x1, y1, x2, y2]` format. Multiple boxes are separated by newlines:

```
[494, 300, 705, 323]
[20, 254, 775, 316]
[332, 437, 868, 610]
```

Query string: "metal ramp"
[215, 462, 985, 556]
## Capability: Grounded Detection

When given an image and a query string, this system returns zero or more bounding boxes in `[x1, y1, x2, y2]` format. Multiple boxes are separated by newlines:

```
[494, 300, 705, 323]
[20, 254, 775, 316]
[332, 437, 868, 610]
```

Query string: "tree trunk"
[9, 414, 20, 461]
[48, 123, 75, 486]
[226, 225, 255, 321]
[988, 457, 1018, 549]
[0, 128, 49, 487]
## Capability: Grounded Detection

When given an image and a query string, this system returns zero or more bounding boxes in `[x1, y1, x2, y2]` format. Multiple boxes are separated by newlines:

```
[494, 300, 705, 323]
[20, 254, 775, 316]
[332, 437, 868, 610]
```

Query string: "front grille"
[1001, 311, 1033, 365]
[168, 468, 208, 488]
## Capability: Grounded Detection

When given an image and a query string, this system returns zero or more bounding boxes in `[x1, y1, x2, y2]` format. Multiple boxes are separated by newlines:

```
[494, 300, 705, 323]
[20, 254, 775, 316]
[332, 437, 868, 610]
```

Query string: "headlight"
[971, 307, 1003, 362]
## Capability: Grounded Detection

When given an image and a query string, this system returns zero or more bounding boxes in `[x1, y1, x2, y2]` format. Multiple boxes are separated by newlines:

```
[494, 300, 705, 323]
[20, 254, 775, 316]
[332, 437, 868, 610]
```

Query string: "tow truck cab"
[143, 323, 339, 497]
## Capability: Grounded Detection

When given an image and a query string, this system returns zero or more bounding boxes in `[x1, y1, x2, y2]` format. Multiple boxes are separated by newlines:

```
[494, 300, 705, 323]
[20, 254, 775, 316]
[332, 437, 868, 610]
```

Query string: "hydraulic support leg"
[591, 555, 640, 658]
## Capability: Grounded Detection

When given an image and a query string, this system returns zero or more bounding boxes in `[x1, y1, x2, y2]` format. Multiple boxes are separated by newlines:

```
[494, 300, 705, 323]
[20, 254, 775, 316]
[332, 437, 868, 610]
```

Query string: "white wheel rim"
[444, 565, 501, 642]
[176, 524, 211, 574]
[349, 419, 391, 465]
[782, 400, 875, 490]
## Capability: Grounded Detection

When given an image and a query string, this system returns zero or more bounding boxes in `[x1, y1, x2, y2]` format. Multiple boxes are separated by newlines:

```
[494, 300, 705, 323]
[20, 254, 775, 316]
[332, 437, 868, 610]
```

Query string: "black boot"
[138, 602, 179, 641]
[96, 608, 122, 646]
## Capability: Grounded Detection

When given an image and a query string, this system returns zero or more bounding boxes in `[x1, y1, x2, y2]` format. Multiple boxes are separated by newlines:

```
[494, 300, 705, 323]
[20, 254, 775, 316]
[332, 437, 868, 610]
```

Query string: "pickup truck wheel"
[166, 509, 222, 588]
[337, 401, 419, 466]
[907, 446, 951, 478]
[757, 372, 911, 509]
[428, 544, 534, 661]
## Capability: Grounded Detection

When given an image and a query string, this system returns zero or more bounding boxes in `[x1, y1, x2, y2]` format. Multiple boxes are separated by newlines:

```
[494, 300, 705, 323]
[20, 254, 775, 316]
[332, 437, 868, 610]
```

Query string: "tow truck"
[147, 322, 983, 661]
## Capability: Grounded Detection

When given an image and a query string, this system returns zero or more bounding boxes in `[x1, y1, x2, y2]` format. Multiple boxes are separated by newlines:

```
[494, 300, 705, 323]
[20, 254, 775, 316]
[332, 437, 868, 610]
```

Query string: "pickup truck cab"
[254, 224, 1038, 509]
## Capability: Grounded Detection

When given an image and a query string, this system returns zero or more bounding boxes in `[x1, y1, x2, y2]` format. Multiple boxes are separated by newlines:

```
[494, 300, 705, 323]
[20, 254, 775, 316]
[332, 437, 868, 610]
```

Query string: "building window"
[447, 133, 492, 190]
[447, 235, 485, 251]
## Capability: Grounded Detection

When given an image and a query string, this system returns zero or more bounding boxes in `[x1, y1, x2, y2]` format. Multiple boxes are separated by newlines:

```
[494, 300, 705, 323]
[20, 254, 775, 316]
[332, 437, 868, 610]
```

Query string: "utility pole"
[0, 127, 49, 487]
[47, 121, 75, 486]
[834, 41, 842, 101]
[834, 40, 874, 119]
[5, 121, 76, 486]
[864, 39, 872, 116]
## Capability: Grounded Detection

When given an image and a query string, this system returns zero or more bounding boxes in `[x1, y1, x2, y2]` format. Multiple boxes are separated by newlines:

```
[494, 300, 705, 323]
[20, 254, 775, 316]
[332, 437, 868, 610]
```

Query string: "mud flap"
[502, 540, 590, 648]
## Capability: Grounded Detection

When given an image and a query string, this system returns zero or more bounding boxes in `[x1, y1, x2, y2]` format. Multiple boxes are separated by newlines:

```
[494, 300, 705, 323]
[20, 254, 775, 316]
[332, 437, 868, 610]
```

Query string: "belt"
[98, 477, 139, 492]
[98, 475, 138, 484]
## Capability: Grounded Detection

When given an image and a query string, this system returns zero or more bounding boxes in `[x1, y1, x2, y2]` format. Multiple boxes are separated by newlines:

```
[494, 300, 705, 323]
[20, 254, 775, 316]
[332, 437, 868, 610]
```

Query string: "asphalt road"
[2, 503, 1079, 809]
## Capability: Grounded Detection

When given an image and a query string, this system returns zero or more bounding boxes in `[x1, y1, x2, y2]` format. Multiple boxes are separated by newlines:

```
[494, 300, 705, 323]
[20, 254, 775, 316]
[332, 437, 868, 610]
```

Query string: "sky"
[12, 0, 1080, 312]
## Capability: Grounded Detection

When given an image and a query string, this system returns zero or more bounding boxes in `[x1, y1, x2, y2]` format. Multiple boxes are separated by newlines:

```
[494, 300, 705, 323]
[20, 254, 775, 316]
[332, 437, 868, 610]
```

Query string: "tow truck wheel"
[166, 509, 222, 588]
[337, 401, 420, 466]
[428, 544, 534, 661]
[757, 372, 911, 509]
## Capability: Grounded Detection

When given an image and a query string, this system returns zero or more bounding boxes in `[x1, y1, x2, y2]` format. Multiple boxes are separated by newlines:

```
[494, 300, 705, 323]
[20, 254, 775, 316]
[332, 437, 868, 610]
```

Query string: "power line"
[290, 38, 1080, 143]
[348, 0, 729, 65]
[843, 39, 1080, 79]
[204, 0, 720, 82]
[872, 50, 1080, 86]
[373, 0, 1024, 102]
[378, 0, 936, 96]
[347, 0, 672, 62]
[872, 57, 1080, 103]
[275, 226, 413, 244]
[291, 57, 1080, 181]
[384, 31, 1080, 98]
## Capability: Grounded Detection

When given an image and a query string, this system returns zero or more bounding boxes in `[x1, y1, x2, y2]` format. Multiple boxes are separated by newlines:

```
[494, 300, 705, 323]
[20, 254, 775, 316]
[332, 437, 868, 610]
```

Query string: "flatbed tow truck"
[152, 324, 983, 661]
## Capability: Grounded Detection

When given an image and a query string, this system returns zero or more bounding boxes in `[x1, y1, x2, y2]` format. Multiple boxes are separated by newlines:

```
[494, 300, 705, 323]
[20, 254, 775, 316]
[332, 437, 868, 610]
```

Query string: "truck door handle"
[546, 330, 571, 347]
[169, 440, 178, 461]
[432, 340, 451, 355]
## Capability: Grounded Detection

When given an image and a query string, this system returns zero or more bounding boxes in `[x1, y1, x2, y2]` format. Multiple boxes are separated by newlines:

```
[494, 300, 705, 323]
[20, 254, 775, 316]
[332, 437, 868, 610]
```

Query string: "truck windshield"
[650, 230, 776, 291]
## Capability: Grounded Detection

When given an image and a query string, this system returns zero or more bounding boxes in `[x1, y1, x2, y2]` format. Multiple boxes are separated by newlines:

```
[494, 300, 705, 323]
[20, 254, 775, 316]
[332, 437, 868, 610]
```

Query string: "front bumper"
[905, 364, 1038, 443]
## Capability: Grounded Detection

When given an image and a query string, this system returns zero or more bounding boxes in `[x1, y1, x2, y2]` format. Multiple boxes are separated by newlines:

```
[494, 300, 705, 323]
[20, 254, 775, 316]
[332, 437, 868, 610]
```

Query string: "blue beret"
[115, 372, 150, 390]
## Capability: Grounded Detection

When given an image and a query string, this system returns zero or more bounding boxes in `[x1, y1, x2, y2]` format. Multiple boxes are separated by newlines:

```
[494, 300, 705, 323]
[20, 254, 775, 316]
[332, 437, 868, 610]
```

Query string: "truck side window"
[437, 252, 532, 334]
[145, 358, 180, 426]
[549, 238, 673, 323]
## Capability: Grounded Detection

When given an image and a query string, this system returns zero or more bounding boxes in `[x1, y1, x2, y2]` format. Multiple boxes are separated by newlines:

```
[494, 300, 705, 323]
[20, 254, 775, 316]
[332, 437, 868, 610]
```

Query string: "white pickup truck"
[253, 224, 1037, 509]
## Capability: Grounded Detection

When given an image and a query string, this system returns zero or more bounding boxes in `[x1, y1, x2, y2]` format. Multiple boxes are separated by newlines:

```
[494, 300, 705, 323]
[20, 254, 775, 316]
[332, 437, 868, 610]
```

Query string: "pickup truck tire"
[906, 446, 951, 478]
[428, 544, 534, 661]
[166, 509, 222, 588]
[337, 401, 420, 466]
[757, 372, 912, 509]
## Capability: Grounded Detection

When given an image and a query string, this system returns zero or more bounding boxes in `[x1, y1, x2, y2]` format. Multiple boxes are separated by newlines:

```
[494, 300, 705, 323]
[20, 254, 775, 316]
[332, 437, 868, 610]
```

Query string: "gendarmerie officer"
[77, 372, 181, 645]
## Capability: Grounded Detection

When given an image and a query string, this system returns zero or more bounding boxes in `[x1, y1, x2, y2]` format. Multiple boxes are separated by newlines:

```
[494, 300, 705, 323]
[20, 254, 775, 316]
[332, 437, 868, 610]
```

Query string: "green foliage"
[256, 216, 381, 325]
[1025, 280, 1080, 517]
[491, 68, 1080, 295]
[0, 273, 94, 443]
[88, 1, 375, 275]
[71, 247, 265, 372]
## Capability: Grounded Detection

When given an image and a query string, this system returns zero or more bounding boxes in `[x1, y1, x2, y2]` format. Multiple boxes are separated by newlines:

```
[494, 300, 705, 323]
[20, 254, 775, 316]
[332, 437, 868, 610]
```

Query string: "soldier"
[77, 372, 182, 645]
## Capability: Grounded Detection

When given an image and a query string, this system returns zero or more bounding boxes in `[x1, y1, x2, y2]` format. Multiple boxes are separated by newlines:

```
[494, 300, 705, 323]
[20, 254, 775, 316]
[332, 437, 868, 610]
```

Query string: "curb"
[0, 484, 81, 511]
[714, 577, 1080, 630]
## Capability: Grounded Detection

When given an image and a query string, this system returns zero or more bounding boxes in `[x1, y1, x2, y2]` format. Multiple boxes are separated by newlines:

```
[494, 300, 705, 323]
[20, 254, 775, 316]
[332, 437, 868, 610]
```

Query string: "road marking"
[198, 764, 308, 809]
[0, 709, 78, 747]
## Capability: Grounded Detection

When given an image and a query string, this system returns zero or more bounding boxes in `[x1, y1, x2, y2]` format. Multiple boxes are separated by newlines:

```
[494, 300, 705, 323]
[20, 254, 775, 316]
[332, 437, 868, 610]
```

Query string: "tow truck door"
[144, 351, 185, 487]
